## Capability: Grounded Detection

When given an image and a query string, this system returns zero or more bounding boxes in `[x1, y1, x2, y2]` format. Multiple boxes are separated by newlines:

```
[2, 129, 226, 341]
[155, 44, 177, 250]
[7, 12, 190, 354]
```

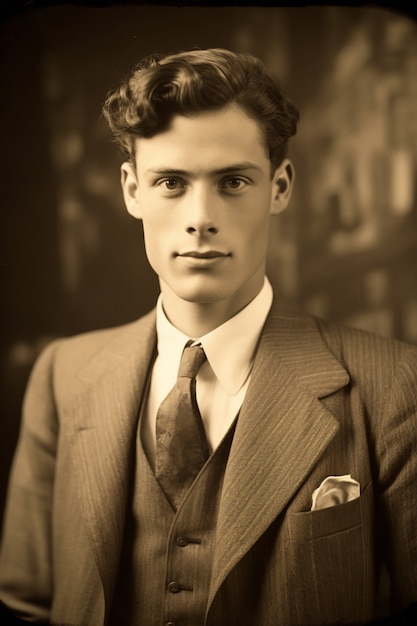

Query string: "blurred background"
[1, 3, 417, 519]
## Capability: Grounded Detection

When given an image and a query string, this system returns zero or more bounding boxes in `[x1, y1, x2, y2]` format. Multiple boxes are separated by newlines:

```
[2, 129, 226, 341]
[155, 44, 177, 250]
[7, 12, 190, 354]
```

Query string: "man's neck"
[160, 281, 265, 338]
[161, 301, 237, 338]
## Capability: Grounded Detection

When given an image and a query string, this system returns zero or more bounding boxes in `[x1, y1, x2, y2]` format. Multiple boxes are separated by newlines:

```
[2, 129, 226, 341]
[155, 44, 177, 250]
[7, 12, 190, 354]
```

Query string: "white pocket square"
[311, 474, 360, 511]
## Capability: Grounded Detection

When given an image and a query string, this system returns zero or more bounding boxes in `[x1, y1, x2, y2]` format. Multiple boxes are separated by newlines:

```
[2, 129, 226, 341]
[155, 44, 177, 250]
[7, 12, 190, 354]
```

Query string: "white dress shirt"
[141, 278, 273, 463]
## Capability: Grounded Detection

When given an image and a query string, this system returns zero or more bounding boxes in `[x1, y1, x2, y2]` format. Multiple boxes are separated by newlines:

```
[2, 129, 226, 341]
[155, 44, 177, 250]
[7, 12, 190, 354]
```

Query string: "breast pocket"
[287, 481, 374, 625]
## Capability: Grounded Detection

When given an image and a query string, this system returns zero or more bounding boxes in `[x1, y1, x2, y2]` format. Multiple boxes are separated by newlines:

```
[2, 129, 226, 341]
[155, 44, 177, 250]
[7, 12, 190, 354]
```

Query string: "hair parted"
[102, 48, 299, 169]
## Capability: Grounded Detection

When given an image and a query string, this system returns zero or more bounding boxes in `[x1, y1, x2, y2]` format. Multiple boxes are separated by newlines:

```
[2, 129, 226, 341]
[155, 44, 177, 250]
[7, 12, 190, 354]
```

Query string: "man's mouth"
[178, 250, 230, 259]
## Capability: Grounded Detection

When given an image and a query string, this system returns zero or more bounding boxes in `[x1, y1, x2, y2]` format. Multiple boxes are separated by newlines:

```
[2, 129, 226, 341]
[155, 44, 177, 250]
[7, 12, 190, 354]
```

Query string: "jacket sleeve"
[0, 340, 60, 623]
[374, 346, 417, 613]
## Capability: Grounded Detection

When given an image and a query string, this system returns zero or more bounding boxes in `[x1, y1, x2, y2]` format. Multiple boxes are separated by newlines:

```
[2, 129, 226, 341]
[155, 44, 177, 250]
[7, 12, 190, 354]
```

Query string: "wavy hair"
[102, 48, 299, 169]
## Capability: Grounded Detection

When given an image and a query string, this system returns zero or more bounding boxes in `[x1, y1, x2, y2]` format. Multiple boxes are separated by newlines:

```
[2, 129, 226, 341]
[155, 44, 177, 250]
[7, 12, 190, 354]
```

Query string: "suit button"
[168, 581, 181, 593]
[176, 536, 188, 547]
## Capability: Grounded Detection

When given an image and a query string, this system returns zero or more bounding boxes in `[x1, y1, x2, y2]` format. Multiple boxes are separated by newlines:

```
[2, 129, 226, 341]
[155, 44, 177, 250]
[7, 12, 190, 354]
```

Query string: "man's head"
[103, 48, 299, 332]
[102, 48, 299, 172]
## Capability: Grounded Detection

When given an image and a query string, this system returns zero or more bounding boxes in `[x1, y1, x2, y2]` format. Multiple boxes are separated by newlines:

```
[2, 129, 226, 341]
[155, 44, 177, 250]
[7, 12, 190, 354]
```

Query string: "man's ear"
[270, 158, 295, 215]
[121, 161, 142, 219]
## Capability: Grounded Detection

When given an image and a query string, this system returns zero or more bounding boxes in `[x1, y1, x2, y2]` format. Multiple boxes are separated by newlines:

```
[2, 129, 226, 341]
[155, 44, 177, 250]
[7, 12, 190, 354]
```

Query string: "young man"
[0, 48, 416, 626]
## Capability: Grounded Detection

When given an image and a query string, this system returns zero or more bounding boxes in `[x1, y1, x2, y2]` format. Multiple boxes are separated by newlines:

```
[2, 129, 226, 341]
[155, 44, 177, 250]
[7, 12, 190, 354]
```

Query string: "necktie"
[155, 342, 210, 510]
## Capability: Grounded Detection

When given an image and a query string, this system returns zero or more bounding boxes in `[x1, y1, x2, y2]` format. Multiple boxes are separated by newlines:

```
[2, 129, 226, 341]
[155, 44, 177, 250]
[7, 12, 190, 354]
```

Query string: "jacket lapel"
[66, 310, 156, 605]
[209, 299, 350, 606]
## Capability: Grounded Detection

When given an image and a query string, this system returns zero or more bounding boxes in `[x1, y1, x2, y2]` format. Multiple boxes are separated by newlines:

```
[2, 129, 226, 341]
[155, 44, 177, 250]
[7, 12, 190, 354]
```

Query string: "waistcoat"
[109, 415, 236, 626]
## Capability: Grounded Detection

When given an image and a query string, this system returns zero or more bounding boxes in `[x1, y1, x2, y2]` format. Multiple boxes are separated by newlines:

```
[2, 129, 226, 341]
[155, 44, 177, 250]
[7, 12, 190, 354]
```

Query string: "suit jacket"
[0, 297, 416, 625]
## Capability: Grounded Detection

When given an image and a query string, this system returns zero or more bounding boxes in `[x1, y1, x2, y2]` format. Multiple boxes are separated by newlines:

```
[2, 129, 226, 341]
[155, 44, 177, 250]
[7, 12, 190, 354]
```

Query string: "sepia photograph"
[0, 2, 416, 624]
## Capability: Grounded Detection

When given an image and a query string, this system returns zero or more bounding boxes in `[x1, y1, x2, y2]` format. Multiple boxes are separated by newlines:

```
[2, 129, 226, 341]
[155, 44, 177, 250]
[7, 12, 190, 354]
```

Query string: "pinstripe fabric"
[0, 299, 416, 625]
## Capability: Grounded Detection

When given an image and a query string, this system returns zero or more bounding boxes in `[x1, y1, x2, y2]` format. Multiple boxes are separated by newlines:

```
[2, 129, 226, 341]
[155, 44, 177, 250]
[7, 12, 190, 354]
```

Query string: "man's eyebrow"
[144, 162, 262, 176]
[213, 162, 263, 174]
[144, 168, 188, 177]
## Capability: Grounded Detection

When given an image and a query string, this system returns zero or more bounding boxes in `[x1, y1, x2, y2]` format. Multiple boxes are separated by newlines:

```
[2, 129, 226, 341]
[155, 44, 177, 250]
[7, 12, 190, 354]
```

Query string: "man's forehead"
[133, 105, 270, 172]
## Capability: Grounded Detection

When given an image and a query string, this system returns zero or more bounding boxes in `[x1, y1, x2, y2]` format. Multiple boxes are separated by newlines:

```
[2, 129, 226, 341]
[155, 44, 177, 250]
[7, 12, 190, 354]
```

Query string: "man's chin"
[161, 274, 231, 304]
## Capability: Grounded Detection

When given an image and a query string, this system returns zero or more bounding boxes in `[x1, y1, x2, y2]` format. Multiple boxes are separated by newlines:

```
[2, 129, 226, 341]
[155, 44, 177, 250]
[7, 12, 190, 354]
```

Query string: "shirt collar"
[156, 277, 273, 395]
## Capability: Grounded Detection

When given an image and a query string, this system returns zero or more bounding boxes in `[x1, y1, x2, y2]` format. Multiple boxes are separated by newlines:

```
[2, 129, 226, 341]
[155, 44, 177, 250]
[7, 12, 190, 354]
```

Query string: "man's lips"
[177, 250, 230, 259]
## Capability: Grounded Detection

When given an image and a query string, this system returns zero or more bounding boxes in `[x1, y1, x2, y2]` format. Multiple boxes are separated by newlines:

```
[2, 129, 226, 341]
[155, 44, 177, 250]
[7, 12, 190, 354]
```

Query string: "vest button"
[176, 536, 188, 547]
[168, 581, 181, 593]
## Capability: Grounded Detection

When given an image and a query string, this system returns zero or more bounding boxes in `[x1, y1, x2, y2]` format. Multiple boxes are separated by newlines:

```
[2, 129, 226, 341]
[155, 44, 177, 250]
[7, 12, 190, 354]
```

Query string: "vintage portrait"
[0, 3, 416, 625]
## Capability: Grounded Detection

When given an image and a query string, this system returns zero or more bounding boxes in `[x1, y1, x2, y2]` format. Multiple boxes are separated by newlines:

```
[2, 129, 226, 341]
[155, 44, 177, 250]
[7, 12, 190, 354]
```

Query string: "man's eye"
[161, 178, 180, 190]
[221, 177, 249, 191]
[154, 177, 186, 192]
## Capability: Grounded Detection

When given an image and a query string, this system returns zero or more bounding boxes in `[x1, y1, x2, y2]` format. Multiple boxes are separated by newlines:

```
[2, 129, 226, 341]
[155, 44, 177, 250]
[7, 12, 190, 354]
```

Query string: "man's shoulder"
[62, 308, 155, 348]
[267, 295, 417, 362]
[315, 316, 417, 358]
[34, 308, 156, 376]
[313, 315, 417, 386]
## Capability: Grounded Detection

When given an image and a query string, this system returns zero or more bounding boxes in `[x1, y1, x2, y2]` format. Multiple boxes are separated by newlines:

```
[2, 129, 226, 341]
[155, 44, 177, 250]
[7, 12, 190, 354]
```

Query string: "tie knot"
[178, 344, 207, 379]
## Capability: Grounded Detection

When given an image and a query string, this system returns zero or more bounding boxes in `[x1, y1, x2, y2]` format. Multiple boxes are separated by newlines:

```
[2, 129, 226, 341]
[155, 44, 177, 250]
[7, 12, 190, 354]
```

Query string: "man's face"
[121, 104, 293, 318]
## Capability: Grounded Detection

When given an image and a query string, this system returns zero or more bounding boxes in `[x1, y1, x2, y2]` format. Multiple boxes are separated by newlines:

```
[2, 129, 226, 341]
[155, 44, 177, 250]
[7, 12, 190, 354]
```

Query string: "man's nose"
[185, 187, 218, 236]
